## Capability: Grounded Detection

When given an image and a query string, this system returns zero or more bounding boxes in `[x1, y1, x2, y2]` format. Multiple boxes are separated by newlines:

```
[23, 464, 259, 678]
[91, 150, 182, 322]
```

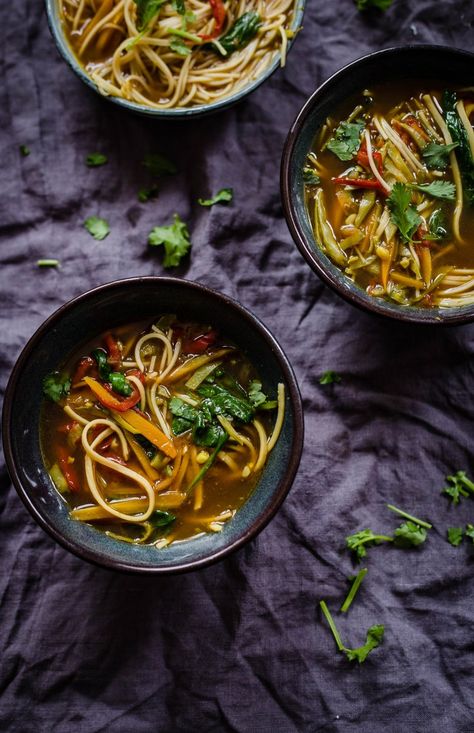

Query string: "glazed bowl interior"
[45, 0, 305, 118]
[3, 278, 303, 573]
[281, 45, 474, 325]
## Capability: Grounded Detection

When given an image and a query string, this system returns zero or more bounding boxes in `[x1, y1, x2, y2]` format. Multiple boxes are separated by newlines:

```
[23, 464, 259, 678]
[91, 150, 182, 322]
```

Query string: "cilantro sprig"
[43, 373, 71, 403]
[422, 141, 458, 170]
[148, 214, 191, 268]
[320, 601, 384, 664]
[327, 121, 365, 162]
[442, 470, 474, 505]
[387, 183, 421, 242]
[198, 188, 233, 207]
[319, 371, 341, 385]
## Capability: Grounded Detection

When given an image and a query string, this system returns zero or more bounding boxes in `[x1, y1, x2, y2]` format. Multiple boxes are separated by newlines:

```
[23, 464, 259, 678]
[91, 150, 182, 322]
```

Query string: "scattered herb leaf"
[171, 0, 185, 13]
[19, 145, 30, 157]
[465, 524, 474, 543]
[340, 568, 367, 613]
[138, 184, 159, 203]
[346, 529, 393, 561]
[422, 141, 458, 170]
[142, 152, 177, 177]
[134, 0, 167, 30]
[320, 601, 384, 664]
[442, 470, 474, 505]
[43, 373, 72, 403]
[447, 527, 464, 547]
[37, 259, 59, 268]
[148, 214, 191, 268]
[84, 216, 110, 241]
[386, 504, 432, 529]
[355, 0, 393, 10]
[169, 36, 192, 56]
[319, 371, 342, 385]
[387, 182, 421, 242]
[393, 521, 428, 547]
[327, 121, 364, 162]
[86, 153, 108, 167]
[198, 188, 233, 206]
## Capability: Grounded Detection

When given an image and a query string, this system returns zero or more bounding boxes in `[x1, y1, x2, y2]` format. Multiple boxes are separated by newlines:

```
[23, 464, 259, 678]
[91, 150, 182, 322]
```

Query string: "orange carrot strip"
[114, 409, 177, 459]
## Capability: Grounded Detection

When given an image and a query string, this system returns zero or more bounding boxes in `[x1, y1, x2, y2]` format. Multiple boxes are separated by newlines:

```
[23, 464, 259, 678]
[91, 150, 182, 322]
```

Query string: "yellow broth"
[40, 318, 282, 546]
[304, 82, 474, 308]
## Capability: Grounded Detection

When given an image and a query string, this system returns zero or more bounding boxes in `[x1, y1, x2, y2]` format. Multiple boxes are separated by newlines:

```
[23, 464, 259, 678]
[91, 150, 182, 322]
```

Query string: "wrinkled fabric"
[1, 1, 474, 731]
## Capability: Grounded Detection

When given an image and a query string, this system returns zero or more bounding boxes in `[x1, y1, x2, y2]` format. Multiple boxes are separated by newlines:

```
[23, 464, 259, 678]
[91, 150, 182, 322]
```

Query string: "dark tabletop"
[1, 1, 474, 731]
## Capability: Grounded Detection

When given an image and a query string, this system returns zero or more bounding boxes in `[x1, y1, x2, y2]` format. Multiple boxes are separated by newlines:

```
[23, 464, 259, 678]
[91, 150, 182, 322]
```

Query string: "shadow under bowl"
[281, 45, 474, 325]
[2, 277, 303, 574]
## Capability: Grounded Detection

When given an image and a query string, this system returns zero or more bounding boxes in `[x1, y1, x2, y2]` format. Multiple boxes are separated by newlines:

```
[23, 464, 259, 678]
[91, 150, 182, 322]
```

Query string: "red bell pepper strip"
[183, 330, 218, 355]
[357, 145, 383, 174]
[332, 176, 387, 194]
[72, 356, 95, 385]
[84, 376, 141, 412]
[57, 446, 80, 492]
[198, 0, 226, 40]
[104, 333, 121, 365]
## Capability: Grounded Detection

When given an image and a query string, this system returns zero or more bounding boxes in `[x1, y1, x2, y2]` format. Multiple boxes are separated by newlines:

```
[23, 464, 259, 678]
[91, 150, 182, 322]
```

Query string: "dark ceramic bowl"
[281, 45, 474, 325]
[45, 0, 305, 118]
[2, 278, 303, 574]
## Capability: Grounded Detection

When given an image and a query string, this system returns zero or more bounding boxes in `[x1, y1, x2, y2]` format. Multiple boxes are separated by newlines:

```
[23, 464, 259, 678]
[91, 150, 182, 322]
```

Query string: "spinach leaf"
[327, 121, 364, 162]
[133, 434, 157, 460]
[197, 383, 254, 422]
[43, 373, 71, 403]
[149, 509, 176, 528]
[134, 0, 167, 30]
[91, 348, 133, 397]
[443, 91, 474, 206]
[428, 209, 448, 240]
[211, 12, 261, 56]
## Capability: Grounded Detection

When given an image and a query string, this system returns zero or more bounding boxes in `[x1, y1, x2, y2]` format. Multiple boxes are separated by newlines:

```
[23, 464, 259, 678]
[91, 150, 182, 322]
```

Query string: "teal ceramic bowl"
[45, 0, 305, 118]
[281, 45, 474, 325]
[2, 278, 303, 574]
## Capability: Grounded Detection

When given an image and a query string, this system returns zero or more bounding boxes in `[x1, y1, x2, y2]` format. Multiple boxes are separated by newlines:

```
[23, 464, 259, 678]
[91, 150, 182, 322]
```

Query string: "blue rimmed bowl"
[281, 45, 474, 325]
[2, 277, 303, 574]
[45, 0, 305, 118]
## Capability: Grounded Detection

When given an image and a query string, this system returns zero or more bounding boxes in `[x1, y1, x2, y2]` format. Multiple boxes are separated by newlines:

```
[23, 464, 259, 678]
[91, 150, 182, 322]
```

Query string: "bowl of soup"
[281, 45, 474, 324]
[2, 277, 303, 573]
[45, 0, 305, 117]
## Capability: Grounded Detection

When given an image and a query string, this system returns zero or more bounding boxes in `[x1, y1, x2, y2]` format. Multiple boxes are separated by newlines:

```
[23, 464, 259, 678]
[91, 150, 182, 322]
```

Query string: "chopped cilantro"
[410, 181, 456, 201]
[86, 152, 108, 167]
[465, 524, 474, 543]
[148, 214, 191, 268]
[355, 0, 392, 9]
[340, 568, 367, 613]
[37, 259, 59, 268]
[319, 371, 341, 385]
[327, 121, 364, 162]
[393, 521, 428, 547]
[43, 373, 71, 403]
[442, 470, 474, 505]
[138, 184, 159, 203]
[169, 37, 192, 56]
[422, 141, 458, 170]
[387, 182, 421, 242]
[19, 145, 30, 157]
[320, 601, 384, 664]
[346, 529, 393, 561]
[447, 527, 464, 547]
[303, 167, 321, 185]
[134, 0, 167, 29]
[198, 188, 233, 207]
[84, 216, 110, 241]
[171, 0, 185, 12]
[142, 152, 177, 177]
[386, 503, 432, 529]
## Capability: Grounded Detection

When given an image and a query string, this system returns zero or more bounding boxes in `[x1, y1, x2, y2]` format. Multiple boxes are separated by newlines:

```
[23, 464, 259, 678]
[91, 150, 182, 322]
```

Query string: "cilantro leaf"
[169, 37, 192, 56]
[142, 152, 177, 177]
[447, 527, 464, 547]
[198, 188, 233, 207]
[344, 625, 385, 663]
[86, 152, 108, 167]
[422, 141, 458, 170]
[303, 167, 321, 185]
[428, 209, 448, 240]
[19, 145, 30, 157]
[327, 121, 364, 162]
[346, 529, 393, 561]
[43, 372, 71, 403]
[138, 184, 159, 203]
[248, 381, 267, 408]
[134, 0, 167, 29]
[148, 214, 191, 268]
[84, 216, 110, 241]
[465, 524, 474, 543]
[171, 0, 185, 13]
[355, 0, 392, 9]
[410, 181, 456, 201]
[442, 470, 474, 505]
[393, 521, 427, 547]
[319, 371, 341, 385]
[387, 183, 421, 242]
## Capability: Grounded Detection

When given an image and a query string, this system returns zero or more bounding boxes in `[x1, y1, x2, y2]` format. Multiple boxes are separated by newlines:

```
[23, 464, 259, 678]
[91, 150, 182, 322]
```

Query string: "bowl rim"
[44, 0, 305, 118]
[2, 276, 304, 574]
[281, 44, 474, 326]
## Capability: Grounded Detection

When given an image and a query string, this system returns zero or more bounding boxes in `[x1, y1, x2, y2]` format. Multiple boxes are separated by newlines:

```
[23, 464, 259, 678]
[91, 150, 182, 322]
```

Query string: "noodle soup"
[303, 82, 474, 308]
[40, 317, 284, 547]
[58, 0, 297, 110]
